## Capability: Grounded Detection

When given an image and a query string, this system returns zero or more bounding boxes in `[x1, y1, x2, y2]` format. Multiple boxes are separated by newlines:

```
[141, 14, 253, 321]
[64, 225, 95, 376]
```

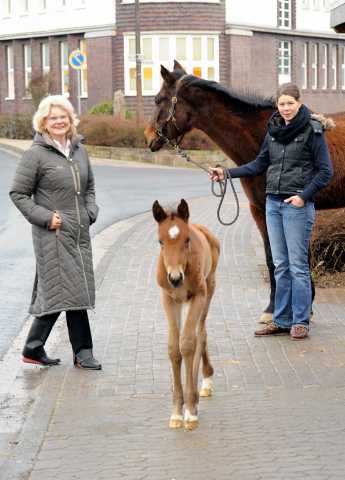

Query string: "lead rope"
[173, 145, 240, 226]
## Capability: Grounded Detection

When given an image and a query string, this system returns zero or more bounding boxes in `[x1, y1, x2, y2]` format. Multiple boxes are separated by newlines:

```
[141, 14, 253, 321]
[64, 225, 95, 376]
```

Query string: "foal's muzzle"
[168, 272, 184, 288]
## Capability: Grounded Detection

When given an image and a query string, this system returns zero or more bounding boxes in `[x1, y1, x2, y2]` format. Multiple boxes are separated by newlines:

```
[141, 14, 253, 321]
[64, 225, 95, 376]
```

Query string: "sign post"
[69, 50, 87, 115]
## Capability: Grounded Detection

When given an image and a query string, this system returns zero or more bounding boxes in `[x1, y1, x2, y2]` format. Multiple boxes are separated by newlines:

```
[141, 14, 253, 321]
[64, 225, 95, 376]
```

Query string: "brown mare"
[145, 61, 345, 323]
[152, 199, 220, 430]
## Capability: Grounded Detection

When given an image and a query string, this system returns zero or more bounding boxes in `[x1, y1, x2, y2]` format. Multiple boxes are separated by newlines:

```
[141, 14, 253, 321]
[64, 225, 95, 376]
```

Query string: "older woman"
[10, 95, 101, 369]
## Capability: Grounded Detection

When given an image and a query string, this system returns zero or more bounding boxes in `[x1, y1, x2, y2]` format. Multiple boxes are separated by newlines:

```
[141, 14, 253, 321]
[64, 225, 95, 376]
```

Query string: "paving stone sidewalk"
[2, 193, 345, 480]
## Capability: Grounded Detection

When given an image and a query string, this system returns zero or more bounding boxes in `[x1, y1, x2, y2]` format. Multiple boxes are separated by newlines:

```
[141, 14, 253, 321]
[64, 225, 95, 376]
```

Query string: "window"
[20, 0, 28, 14]
[42, 43, 50, 75]
[302, 0, 308, 7]
[322, 44, 327, 89]
[24, 44, 32, 94]
[57, 0, 66, 9]
[6, 46, 14, 99]
[80, 40, 88, 97]
[124, 34, 219, 96]
[312, 0, 319, 9]
[332, 45, 337, 90]
[278, 0, 291, 29]
[312, 43, 318, 89]
[38, 0, 47, 12]
[302, 43, 307, 89]
[3, 0, 11, 16]
[278, 41, 291, 84]
[61, 41, 69, 97]
[342, 46, 345, 90]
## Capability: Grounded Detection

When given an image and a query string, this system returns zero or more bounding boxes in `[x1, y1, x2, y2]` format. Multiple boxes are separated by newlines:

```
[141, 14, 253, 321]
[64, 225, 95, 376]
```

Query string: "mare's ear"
[173, 60, 187, 74]
[160, 65, 176, 86]
[152, 200, 168, 223]
[177, 199, 189, 222]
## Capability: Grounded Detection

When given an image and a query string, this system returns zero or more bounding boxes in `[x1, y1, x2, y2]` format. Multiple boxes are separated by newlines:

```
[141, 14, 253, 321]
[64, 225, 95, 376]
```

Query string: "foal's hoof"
[199, 388, 212, 397]
[200, 376, 213, 397]
[184, 410, 198, 430]
[185, 420, 198, 431]
[169, 415, 183, 429]
[259, 312, 273, 324]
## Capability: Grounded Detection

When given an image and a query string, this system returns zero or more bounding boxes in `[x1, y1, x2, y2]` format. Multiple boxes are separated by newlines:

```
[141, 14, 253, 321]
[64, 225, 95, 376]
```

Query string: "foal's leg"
[180, 291, 206, 430]
[196, 274, 215, 398]
[162, 291, 184, 428]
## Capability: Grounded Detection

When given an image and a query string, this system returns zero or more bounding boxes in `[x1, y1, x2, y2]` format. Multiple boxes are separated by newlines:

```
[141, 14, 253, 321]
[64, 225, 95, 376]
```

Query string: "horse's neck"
[190, 95, 273, 166]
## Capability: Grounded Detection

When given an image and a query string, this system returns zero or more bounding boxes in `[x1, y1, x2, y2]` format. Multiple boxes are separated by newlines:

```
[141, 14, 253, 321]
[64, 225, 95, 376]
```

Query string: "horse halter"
[149, 75, 188, 148]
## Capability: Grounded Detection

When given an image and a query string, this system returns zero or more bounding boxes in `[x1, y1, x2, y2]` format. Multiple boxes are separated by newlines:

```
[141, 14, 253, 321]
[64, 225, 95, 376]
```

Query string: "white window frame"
[3, 0, 11, 17]
[278, 0, 291, 29]
[80, 40, 88, 97]
[38, 0, 47, 13]
[332, 45, 337, 90]
[57, 0, 66, 10]
[24, 44, 32, 96]
[6, 45, 14, 99]
[123, 33, 219, 96]
[342, 46, 345, 90]
[76, 0, 85, 7]
[302, 0, 309, 7]
[312, 0, 319, 9]
[322, 44, 327, 90]
[61, 41, 69, 97]
[302, 43, 307, 89]
[42, 42, 50, 76]
[312, 43, 318, 89]
[278, 41, 291, 84]
[20, 0, 28, 14]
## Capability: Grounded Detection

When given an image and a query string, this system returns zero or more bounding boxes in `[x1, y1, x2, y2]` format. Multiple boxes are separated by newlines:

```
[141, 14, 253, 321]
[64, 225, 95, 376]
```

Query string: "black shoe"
[23, 347, 60, 366]
[74, 349, 102, 370]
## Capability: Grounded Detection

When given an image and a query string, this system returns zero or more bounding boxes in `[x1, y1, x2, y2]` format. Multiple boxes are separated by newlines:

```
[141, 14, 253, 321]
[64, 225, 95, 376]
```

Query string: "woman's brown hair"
[275, 83, 301, 102]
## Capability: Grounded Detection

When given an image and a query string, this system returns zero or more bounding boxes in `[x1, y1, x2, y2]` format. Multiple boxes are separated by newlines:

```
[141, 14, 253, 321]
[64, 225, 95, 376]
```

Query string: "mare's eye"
[185, 238, 190, 245]
[159, 240, 163, 246]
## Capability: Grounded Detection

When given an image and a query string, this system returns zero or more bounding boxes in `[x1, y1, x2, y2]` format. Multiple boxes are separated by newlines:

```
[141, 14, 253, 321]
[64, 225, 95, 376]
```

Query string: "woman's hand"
[208, 167, 224, 182]
[50, 212, 61, 229]
[284, 196, 305, 207]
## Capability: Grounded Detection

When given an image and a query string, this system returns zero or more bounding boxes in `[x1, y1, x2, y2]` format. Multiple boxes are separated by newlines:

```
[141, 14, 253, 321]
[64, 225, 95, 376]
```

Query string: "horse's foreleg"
[162, 291, 184, 429]
[194, 275, 215, 398]
[249, 203, 275, 324]
[180, 292, 206, 431]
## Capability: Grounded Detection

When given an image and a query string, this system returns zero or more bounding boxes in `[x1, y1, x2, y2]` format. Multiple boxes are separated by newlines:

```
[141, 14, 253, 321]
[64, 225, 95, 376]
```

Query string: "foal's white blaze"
[201, 376, 213, 392]
[169, 225, 180, 240]
[184, 409, 198, 422]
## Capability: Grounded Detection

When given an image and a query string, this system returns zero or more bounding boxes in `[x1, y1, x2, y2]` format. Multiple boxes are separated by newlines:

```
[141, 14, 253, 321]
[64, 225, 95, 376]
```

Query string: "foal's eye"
[159, 240, 163, 246]
[185, 238, 190, 245]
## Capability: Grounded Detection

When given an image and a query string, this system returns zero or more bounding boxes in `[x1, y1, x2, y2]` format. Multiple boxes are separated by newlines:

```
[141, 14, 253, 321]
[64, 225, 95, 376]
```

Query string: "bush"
[310, 208, 345, 273]
[77, 114, 217, 149]
[0, 115, 34, 139]
[26, 74, 52, 110]
[88, 101, 114, 115]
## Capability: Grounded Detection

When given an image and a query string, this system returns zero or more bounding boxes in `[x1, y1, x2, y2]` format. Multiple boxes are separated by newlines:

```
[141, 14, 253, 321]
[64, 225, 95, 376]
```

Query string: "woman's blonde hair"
[33, 95, 80, 138]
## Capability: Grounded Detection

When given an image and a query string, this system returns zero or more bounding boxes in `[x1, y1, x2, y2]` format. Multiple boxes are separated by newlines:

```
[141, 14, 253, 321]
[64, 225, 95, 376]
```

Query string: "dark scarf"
[267, 103, 311, 145]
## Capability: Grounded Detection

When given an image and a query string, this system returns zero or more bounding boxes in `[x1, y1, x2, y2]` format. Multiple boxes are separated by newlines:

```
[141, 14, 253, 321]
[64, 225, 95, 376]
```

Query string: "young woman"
[209, 83, 333, 340]
[10, 95, 101, 368]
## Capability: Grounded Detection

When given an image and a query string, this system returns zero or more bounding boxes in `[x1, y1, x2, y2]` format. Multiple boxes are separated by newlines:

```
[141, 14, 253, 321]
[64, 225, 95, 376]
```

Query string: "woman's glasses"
[46, 115, 68, 122]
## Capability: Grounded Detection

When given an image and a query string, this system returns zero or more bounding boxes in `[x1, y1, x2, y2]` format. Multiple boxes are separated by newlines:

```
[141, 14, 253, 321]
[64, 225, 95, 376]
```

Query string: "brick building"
[0, 0, 344, 117]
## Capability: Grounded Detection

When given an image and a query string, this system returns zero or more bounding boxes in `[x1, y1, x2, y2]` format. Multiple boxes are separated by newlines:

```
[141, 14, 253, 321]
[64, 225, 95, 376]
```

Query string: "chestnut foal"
[152, 199, 220, 430]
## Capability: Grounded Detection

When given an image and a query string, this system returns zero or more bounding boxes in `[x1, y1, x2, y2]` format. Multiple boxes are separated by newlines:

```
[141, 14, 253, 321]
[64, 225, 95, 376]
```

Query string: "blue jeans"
[266, 197, 315, 330]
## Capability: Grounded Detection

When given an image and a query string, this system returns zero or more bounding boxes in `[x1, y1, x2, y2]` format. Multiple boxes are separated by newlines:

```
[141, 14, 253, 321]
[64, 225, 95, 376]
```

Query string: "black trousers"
[23, 310, 93, 357]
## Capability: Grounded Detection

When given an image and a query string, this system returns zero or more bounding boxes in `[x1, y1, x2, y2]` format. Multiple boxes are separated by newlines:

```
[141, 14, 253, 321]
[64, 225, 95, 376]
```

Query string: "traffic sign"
[69, 50, 87, 69]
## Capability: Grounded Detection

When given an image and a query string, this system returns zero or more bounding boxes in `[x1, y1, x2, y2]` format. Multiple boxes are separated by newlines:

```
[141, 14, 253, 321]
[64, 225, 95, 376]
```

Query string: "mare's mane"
[173, 68, 276, 110]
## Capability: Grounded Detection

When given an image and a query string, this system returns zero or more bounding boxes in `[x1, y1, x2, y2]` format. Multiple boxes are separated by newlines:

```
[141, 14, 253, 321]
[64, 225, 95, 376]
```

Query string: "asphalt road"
[0, 150, 240, 360]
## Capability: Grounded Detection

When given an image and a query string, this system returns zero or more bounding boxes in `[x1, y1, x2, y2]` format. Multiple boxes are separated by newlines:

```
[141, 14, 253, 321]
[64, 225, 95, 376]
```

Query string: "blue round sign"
[69, 50, 87, 69]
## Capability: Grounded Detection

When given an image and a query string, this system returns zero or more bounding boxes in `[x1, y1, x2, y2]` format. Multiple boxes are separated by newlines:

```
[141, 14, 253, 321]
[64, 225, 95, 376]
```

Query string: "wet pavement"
[1, 140, 345, 479]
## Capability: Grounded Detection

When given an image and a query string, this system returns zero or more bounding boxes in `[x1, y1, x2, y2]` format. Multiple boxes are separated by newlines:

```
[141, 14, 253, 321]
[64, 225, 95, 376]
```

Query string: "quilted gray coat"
[10, 132, 99, 317]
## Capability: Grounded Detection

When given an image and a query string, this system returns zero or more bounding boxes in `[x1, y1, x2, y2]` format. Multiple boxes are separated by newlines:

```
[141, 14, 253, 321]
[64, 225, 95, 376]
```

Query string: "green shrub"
[0, 115, 34, 139]
[125, 109, 136, 119]
[88, 101, 114, 115]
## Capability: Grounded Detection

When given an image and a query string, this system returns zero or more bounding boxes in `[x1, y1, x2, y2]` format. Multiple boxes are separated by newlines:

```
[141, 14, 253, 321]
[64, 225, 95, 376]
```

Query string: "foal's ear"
[160, 65, 176, 86]
[177, 199, 189, 222]
[152, 200, 168, 223]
